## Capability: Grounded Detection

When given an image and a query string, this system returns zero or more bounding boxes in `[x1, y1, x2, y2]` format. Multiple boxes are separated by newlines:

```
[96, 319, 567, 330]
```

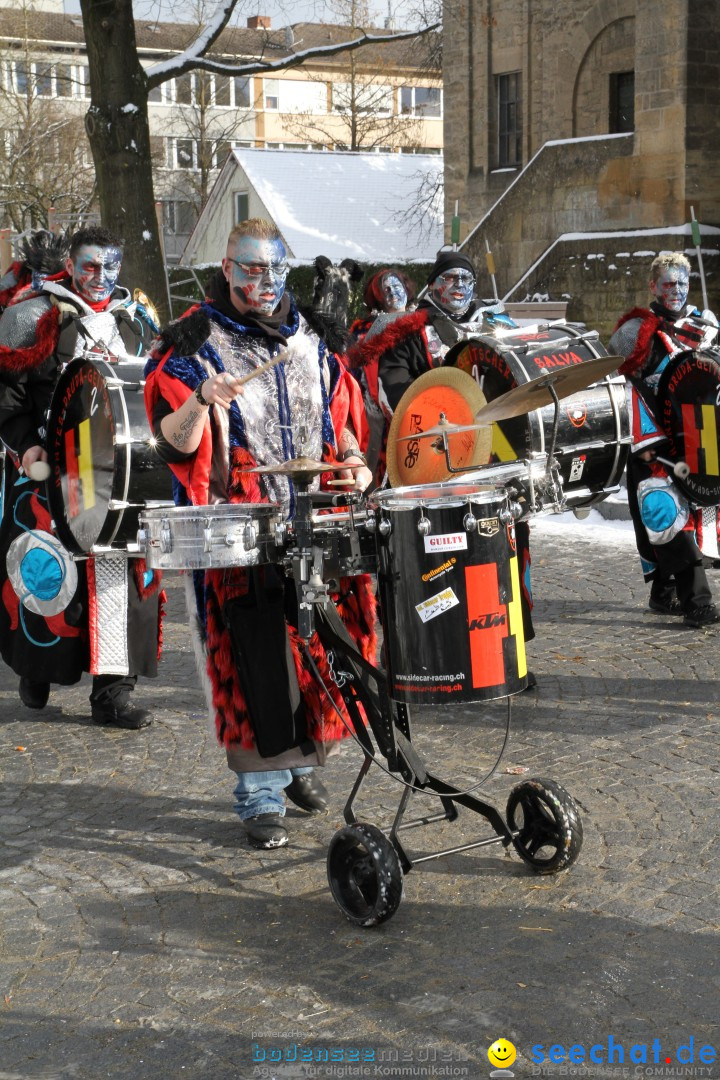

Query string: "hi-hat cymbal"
[473, 354, 623, 426]
[386, 367, 492, 487]
[248, 455, 351, 479]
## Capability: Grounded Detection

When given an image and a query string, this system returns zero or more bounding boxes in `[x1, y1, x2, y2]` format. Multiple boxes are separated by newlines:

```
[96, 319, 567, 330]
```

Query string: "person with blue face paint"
[609, 252, 720, 627]
[144, 218, 376, 850]
[0, 225, 162, 726]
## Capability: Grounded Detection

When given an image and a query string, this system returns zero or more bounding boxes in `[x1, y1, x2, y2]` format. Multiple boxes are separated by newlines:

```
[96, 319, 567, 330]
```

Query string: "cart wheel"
[327, 823, 404, 927]
[506, 777, 583, 874]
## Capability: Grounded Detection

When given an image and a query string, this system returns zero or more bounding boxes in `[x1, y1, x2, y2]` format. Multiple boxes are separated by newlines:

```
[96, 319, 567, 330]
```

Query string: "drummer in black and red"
[609, 251, 720, 627]
[0, 226, 163, 725]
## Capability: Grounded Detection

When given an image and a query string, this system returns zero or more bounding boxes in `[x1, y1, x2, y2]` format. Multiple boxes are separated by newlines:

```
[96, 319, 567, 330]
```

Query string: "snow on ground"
[531, 506, 635, 545]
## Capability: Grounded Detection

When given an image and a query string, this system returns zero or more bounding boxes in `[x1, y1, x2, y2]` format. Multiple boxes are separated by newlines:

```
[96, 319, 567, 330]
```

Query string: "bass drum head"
[656, 348, 720, 506]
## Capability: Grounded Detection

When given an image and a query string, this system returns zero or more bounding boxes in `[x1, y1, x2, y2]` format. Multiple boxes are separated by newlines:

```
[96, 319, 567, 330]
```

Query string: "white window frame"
[399, 84, 443, 118]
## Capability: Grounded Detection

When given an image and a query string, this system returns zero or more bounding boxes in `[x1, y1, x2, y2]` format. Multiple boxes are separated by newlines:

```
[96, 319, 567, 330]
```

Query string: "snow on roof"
[231, 147, 443, 264]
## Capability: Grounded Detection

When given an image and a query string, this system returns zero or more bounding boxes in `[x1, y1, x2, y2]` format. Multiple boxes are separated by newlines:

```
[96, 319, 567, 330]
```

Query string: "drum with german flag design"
[370, 479, 527, 703]
[47, 355, 171, 554]
[656, 347, 720, 507]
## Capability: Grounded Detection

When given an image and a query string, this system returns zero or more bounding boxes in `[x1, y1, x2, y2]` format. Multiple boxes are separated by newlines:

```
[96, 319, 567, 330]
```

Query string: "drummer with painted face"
[144, 218, 375, 851]
[0, 225, 162, 725]
[609, 252, 720, 627]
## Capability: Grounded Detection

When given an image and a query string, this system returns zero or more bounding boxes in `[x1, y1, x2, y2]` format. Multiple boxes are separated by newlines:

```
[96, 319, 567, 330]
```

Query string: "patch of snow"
[121, 103, 138, 114]
[531, 508, 635, 545]
[142, 230, 152, 240]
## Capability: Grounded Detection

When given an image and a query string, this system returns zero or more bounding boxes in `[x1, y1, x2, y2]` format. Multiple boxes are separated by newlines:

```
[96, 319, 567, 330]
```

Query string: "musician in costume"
[609, 251, 720, 627]
[0, 226, 163, 725]
[347, 250, 536, 650]
[144, 218, 376, 850]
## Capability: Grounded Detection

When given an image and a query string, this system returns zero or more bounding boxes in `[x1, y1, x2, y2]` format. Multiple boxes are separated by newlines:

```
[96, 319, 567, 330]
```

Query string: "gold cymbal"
[473, 354, 623, 426]
[386, 367, 492, 487]
[248, 455, 351, 478]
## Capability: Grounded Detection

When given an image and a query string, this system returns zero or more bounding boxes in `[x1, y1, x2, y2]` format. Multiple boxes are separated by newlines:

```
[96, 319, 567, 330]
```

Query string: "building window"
[497, 72, 522, 167]
[235, 191, 249, 224]
[55, 64, 74, 98]
[165, 200, 196, 235]
[234, 76, 252, 108]
[174, 138, 196, 169]
[263, 78, 326, 114]
[400, 85, 442, 118]
[333, 82, 393, 116]
[610, 71, 634, 133]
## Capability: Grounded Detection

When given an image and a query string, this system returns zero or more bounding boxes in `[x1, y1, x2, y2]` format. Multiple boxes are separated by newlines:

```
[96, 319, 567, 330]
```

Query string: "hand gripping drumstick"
[226, 352, 287, 390]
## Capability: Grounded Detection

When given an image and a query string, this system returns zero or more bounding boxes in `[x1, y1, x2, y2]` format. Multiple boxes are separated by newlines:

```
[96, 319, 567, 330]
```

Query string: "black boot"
[90, 674, 152, 730]
[19, 677, 50, 709]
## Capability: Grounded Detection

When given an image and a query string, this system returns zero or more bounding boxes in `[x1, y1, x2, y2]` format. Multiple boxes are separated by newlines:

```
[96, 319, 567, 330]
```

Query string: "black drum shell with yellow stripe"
[371, 482, 527, 704]
[656, 347, 720, 507]
[47, 356, 171, 554]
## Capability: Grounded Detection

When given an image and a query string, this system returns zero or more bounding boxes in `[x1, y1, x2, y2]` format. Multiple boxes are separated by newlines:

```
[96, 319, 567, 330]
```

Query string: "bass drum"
[445, 324, 630, 508]
[655, 347, 720, 507]
[47, 356, 172, 554]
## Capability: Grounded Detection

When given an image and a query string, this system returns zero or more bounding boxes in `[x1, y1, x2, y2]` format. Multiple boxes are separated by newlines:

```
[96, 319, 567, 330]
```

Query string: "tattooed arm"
[159, 371, 244, 455]
[336, 426, 373, 492]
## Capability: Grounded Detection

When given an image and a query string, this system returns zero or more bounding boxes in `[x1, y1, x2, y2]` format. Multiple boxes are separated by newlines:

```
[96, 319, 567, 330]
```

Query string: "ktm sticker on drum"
[424, 531, 468, 553]
[415, 587, 460, 623]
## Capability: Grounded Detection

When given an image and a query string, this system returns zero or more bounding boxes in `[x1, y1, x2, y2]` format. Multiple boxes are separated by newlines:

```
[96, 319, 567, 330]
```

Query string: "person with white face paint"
[609, 252, 720, 627]
[144, 218, 376, 850]
[0, 226, 162, 724]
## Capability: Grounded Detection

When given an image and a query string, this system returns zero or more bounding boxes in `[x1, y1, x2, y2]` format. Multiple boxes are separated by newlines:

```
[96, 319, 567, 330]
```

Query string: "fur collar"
[345, 307, 431, 370]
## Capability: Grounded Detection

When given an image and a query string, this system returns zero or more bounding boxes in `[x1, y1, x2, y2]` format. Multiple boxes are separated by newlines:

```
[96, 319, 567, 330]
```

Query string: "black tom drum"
[370, 479, 527, 705]
[47, 355, 171, 554]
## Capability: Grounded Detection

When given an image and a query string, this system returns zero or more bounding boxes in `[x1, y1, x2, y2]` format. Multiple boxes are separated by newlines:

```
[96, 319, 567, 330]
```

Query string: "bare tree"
[0, 4, 96, 233]
[79, 0, 439, 322]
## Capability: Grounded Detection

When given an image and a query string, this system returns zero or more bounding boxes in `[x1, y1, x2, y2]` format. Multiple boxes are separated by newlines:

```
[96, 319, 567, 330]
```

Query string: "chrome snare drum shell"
[138, 503, 283, 570]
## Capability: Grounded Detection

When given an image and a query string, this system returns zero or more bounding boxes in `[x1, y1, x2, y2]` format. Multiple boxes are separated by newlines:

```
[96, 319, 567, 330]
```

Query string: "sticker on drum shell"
[477, 517, 500, 537]
[423, 531, 468, 553]
[415, 586, 460, 623]
[569, 455, 586, 482]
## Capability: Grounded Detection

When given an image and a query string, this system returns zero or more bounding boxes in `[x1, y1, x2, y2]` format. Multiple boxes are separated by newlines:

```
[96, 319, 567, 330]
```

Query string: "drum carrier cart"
[287, 463, 583, 928]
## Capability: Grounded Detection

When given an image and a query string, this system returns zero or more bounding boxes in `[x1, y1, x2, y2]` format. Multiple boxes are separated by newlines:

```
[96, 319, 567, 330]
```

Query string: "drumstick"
[227, 352, 287, 390]
[326, 478, 357, 487]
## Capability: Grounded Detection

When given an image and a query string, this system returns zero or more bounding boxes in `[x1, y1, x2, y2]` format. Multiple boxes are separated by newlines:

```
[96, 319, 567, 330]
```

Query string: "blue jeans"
[233, 767, 314, 821]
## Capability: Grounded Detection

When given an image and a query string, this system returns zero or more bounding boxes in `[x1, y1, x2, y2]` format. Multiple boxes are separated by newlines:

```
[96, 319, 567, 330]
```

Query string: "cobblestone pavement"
[1, 517, 718, 1080]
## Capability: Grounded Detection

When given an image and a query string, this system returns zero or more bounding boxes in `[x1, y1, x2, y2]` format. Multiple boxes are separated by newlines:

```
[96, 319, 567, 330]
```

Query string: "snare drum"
[445, 324, 630, 508]
[47, 356, 172, 554]
[370, 479, 527, 704]
[138, 503, 283, 570]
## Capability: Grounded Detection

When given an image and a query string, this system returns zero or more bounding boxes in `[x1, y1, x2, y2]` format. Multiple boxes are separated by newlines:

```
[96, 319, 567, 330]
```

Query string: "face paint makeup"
[381, 273, 407, 312]
[224, 236, 289, 316]
[650, 267, 689, 313]
[69, 244, 123, 303]
[430, 268, 475, 315]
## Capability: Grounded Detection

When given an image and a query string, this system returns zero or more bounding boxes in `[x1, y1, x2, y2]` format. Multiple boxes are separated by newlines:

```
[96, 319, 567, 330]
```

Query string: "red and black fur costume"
[0, 277, 163, 685]
[144, 289, 376, 766]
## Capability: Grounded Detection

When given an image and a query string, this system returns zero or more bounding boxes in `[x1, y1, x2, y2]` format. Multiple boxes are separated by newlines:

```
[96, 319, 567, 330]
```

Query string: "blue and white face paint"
[381, 272, 407, 312]
[650, 266, 690, 314]
[429, 267, 475, 316]
[67, 244, 123, 304]
[223, 235, 289, 317]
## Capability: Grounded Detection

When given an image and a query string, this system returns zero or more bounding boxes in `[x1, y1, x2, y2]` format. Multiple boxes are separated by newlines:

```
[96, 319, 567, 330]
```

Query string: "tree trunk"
[80, 0, 171, 323]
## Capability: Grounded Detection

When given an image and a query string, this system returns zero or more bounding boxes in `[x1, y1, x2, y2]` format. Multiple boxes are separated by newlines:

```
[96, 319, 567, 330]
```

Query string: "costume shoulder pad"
[0, 293, 54, 349]
[156, 307, 211, 357]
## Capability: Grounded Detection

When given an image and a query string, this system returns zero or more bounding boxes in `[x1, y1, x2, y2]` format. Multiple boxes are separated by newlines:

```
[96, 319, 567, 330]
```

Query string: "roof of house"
[186, 147, 444, 265]
[0, 8, 438, 73]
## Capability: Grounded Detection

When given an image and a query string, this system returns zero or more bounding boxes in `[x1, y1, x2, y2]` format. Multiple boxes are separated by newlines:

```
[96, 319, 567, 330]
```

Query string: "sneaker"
[241, 814, 289, 849]
[91, 699, 153, 729]
[19, 678, 50, 709]
[683, 603, 720, 628]
[649, 595, 683, 616]
[284, 772, 329, 814]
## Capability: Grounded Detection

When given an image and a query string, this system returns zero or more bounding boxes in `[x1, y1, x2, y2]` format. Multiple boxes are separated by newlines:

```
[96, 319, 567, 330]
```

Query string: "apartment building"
[0, 3, 442, 261]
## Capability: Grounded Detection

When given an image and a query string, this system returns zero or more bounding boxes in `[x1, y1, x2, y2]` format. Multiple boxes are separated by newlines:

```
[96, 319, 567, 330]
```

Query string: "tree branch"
[146, 22, 440, 87]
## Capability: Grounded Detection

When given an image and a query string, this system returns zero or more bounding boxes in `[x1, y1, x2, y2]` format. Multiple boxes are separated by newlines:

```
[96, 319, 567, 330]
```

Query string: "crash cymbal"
[387, 367, 492, 487]
[473, 354, 623, 426]
[248, 455, 351, 479]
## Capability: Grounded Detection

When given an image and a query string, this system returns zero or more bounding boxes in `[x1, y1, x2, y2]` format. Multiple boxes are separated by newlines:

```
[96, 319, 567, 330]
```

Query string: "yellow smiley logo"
[488, 1039, 517, 1069]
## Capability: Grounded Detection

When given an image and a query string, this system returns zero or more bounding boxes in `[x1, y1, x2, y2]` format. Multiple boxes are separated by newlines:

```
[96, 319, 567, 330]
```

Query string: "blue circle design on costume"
[20, 546, 64, 601]
[641, 489, 679, 532]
